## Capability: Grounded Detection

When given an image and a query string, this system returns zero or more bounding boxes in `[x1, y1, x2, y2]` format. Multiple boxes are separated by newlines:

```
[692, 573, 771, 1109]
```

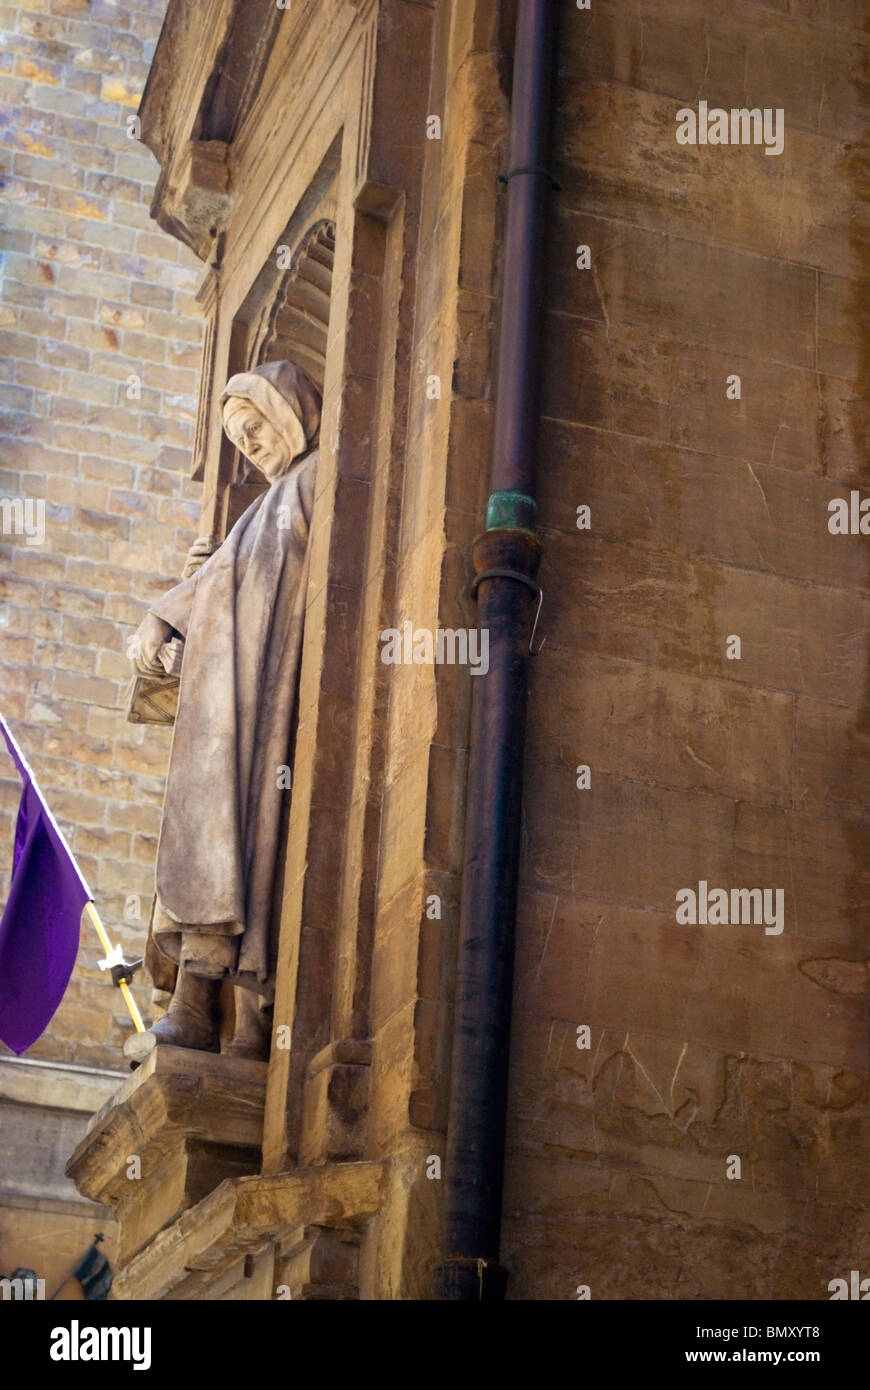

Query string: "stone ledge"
[0, 1057, 129, 1209]
[0, 1189, 112, 1219]
[0, 1055, 127, 1113]
[114, 1160, 386, 1300]
[65, 1046, 268, 1264]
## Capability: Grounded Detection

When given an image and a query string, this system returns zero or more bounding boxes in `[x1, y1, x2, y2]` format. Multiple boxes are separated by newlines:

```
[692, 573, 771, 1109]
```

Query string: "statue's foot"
[124, 1006, 220, 1063]
[123, 971, 220, 1064]
[221, 987, 270, 1061]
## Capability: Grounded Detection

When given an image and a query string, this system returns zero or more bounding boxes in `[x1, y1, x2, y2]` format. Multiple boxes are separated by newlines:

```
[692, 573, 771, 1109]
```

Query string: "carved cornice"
[138, 0, 287, 258]
[139, 0, 376, 260]
[114, 1163, 386, 1300]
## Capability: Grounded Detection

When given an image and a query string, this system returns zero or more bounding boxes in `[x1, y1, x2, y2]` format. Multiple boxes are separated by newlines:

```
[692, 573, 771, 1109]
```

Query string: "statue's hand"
[182, 535, 217, 579]
[127, 613, 173, 675]
[158, 636, 185, 678]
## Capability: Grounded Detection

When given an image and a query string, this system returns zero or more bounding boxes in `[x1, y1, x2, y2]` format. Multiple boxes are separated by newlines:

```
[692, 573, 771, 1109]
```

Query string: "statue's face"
[222, 401, 292, 480]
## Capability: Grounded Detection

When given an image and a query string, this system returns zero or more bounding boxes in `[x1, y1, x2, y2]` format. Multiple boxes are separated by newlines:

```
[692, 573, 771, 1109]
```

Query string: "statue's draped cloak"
[147, 446, 317, 996]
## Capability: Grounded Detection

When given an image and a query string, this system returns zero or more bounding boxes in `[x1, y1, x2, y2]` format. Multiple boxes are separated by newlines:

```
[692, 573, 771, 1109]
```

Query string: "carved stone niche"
[65, 1047, 267, 1269]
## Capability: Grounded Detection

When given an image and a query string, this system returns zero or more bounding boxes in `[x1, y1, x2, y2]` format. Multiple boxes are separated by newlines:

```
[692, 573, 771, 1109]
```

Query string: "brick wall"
[0, 0, 203, 1069]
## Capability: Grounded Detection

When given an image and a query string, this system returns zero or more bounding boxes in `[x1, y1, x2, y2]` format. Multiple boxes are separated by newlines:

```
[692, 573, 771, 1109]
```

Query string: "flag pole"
[0, 714, 146, 1034]
[85, 902, 145, 1033]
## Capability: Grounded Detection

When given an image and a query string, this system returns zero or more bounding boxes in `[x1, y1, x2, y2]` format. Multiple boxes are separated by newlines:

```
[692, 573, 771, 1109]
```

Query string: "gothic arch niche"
[218, 211, 337, 534]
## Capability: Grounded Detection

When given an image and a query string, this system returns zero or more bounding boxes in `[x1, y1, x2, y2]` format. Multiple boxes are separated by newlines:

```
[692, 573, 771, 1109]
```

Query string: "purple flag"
[0, 715, 90, 1054]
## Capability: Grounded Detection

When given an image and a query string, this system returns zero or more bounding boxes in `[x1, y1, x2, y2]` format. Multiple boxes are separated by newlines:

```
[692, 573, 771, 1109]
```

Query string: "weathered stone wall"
[502, 0, 870, 1299]
[0, 0, 202, 1068]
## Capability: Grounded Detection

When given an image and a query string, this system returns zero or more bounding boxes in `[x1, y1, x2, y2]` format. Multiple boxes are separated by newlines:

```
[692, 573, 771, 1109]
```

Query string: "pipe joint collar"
[472, 527, 542, 581]
[486, 490, 537, 534]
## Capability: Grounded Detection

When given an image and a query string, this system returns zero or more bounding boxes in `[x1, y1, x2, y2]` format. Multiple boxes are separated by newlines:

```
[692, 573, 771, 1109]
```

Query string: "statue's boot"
[222, 986, 270, 1061]
[123, 970, 220, 1064]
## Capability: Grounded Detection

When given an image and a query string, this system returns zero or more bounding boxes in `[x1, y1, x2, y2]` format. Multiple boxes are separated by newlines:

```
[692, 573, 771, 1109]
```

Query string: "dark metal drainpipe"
[437, 0, 558, 1301]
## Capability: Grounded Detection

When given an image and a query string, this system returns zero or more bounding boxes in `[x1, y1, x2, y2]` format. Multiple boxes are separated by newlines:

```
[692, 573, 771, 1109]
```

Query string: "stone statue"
[123, 361, 321, 1062]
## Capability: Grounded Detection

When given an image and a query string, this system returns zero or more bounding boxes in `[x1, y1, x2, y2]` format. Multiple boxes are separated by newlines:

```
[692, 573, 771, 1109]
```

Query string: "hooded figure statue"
[124, 361, 321, 1061]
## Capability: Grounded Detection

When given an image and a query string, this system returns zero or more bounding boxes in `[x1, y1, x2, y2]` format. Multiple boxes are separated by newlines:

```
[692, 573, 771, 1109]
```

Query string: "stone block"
[300, 1039, 372, 1165]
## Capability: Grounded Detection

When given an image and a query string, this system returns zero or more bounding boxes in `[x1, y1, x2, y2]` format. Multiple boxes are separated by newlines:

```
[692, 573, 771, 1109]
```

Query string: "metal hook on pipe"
[528, 585, 545, 655]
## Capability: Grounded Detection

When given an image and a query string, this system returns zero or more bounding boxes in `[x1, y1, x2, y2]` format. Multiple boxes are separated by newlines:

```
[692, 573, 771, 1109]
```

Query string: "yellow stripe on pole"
[84, 901, 145, 1032]
[118, 980, 145, 1033]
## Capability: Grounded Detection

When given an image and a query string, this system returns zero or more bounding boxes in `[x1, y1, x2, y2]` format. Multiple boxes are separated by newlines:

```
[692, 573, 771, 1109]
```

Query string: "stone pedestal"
[65, 1046, 267, 1266]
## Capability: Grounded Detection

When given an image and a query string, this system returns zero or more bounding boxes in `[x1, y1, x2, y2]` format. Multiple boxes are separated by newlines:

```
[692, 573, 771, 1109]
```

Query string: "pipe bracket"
[498, 164, 561, 191]
[470, 568, 545, 655]
[470, 566, 539, 600]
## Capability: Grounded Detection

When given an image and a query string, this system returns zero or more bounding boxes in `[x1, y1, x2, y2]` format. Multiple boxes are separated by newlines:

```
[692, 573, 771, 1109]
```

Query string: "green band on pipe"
[486, 490, 537, 533]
